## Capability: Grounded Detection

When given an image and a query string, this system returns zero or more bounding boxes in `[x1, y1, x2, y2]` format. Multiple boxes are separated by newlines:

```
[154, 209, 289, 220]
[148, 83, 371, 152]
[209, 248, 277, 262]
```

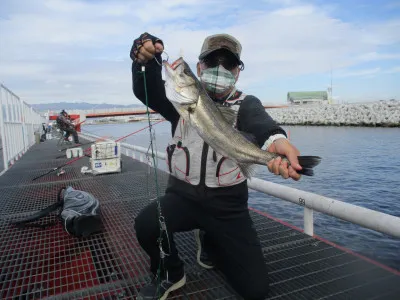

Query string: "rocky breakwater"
[267, 100, 400, 127]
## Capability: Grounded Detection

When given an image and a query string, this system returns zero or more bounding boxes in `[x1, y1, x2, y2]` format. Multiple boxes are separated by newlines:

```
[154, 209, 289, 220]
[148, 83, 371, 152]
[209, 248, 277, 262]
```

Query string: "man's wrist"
[262, 134, 287, 150]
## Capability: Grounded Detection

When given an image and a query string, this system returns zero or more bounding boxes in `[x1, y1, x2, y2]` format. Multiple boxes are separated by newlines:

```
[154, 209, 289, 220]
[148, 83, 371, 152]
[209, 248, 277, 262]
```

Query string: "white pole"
[304, 207, 314, 236]
[247, 177, 400, 238]
[0, 85, 8, 171]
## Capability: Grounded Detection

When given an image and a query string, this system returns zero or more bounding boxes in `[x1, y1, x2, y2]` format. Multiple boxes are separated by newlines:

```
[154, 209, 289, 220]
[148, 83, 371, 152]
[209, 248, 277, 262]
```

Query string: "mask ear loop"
[226, 87, 237, 101]
[225, 64, 241, 100]
[239, 61, 245, 71]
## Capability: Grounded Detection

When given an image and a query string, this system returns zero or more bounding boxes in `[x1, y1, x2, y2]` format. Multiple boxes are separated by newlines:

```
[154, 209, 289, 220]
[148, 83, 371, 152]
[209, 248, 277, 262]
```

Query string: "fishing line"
[58, 136, 111, 152]
[58, 120, 165, 154]
[41, 119, 164, 177]
[79, 127, 105, 136]
[139, 52, 172, 292]
[115, 119, 165, 143]
[153, 51, 169, 67]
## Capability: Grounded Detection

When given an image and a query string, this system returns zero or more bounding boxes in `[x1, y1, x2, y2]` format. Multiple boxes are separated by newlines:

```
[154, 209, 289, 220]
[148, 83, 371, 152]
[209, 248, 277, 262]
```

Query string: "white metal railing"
[0, 84, 46, 174]
[79, 132, 400, 239]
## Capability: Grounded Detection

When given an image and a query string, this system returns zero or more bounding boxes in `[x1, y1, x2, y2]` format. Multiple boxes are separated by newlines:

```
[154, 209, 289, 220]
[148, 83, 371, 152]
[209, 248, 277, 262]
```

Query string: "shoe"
[137, 273, 186, 300]
[194, 229, 214, 269]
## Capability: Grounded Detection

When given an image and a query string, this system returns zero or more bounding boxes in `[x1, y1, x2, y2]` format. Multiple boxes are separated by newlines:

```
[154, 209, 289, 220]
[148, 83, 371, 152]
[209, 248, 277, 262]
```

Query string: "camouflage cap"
[199, 33, 242, 63]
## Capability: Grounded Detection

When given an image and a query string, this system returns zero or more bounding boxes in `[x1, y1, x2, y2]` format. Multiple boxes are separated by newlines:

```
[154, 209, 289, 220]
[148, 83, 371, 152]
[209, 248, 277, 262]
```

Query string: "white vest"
[166, 93, 247, 188]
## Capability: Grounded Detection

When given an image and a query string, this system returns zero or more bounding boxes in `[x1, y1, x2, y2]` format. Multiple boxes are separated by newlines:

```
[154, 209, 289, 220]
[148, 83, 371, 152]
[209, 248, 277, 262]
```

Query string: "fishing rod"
[32, 147, 93, 181]
[57, 120, 114, 152]
[76, 119, 86, 127]
[58, 118, 165, 152]
[79, 128, 104, 136]
[55, 138, 110, 159]
[36, 119, 166, 180]
[68, 119, 86, 129]
[58, 136, 112, 152]
[115, 118, 165, 143]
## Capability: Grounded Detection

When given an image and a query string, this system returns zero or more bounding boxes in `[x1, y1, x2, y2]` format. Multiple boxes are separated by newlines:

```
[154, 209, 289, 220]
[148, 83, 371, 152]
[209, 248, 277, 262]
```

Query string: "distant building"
[287, 91, 329, 105]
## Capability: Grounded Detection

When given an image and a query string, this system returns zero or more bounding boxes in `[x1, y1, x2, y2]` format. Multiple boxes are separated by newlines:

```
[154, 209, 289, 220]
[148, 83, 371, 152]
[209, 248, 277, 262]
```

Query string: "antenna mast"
[330, 65, 333, 104]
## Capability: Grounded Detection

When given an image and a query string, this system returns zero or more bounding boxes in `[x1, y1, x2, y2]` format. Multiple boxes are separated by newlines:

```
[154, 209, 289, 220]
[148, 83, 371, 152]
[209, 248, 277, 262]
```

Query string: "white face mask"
[200, 65, 237, 96]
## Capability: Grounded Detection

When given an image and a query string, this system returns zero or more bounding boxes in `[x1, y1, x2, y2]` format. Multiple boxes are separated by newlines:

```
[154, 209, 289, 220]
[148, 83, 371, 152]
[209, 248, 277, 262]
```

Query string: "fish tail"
[297, 156, 322, 176]
[297, 168, 315, 176]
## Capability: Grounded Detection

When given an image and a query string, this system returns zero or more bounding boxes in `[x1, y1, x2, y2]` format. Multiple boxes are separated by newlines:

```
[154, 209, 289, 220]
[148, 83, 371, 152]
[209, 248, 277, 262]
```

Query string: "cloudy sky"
[0, 0, 399, 105]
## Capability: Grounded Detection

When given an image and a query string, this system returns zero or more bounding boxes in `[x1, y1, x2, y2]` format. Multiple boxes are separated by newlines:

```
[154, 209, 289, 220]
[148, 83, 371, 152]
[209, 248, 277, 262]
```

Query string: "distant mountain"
[31, 102, 145, 112]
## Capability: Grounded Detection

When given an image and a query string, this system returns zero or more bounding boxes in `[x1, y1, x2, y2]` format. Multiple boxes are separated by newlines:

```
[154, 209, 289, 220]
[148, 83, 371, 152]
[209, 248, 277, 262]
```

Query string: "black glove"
[130, 32, 164, 62]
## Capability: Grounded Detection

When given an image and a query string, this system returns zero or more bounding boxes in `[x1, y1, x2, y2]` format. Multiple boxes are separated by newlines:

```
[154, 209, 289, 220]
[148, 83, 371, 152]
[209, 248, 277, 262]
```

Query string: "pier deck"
[0, 139, 399, 299]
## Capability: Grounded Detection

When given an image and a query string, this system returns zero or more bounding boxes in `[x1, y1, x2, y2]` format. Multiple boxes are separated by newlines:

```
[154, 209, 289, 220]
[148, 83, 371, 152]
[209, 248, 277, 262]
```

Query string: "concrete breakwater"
[267, 100, 400, 127]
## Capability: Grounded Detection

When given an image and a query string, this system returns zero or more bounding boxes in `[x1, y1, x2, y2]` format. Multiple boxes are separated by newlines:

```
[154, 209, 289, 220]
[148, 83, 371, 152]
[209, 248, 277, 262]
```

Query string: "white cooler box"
[90, 141, 122, 175]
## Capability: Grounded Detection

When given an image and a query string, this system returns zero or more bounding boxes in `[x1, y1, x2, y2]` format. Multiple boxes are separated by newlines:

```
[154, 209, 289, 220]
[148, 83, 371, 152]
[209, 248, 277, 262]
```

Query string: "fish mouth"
[163, 57, 184, 70]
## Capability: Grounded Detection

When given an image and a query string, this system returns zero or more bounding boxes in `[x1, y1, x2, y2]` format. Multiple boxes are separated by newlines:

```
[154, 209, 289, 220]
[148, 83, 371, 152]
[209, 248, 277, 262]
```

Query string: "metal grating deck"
[0, 139, 399, 300]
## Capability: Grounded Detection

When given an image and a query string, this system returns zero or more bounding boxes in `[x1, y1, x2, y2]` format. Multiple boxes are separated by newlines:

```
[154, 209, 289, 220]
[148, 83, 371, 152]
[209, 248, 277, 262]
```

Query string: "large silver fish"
[163, 57, 321, 177]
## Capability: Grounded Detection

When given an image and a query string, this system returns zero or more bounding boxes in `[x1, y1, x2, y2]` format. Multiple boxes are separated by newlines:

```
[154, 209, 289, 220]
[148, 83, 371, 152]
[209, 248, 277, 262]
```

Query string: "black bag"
[11, 186, 103, 238]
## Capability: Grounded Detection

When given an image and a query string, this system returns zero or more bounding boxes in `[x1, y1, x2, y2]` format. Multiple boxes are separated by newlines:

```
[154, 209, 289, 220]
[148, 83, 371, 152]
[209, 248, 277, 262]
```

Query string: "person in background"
[56, 110, 80, 144]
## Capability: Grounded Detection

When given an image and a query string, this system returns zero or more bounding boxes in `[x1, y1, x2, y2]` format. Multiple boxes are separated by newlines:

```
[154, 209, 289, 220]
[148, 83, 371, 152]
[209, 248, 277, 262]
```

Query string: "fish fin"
[217, 105, 237, 125]
[181, 103, 197, 138]
[297, 156, 322, 176]
[187, 102, 198, 114]
[237, 163, 258, 179]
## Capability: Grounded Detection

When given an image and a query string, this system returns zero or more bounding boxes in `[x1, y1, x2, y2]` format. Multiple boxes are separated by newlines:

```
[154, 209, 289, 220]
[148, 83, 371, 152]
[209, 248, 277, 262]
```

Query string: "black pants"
[134, 177, 269, 300]
[64, 127, 79, 143]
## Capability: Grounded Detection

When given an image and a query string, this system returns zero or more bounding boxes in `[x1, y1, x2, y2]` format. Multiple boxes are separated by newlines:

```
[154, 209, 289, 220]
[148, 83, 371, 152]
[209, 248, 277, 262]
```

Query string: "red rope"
[115, 119, 165, 142]
[63, 119, 165, 168]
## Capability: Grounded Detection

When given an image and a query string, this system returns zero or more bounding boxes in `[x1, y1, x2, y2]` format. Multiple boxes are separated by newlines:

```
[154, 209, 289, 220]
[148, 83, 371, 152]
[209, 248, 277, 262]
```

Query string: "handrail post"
[0, 85, 8, 171]
[31, 107, 34, 147]
[304, 207, 314, 236]
[20, 96, 26, 152]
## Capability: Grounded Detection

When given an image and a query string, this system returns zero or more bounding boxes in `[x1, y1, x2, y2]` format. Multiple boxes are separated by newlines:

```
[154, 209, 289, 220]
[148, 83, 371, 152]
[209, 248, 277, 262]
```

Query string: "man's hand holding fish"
[267, 138, 302, 180]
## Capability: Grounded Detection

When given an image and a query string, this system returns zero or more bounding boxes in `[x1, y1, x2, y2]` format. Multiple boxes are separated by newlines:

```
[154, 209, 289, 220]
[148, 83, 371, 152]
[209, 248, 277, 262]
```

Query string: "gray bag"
[12, 186, 103, 238]
[60, 186, 103, 237]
